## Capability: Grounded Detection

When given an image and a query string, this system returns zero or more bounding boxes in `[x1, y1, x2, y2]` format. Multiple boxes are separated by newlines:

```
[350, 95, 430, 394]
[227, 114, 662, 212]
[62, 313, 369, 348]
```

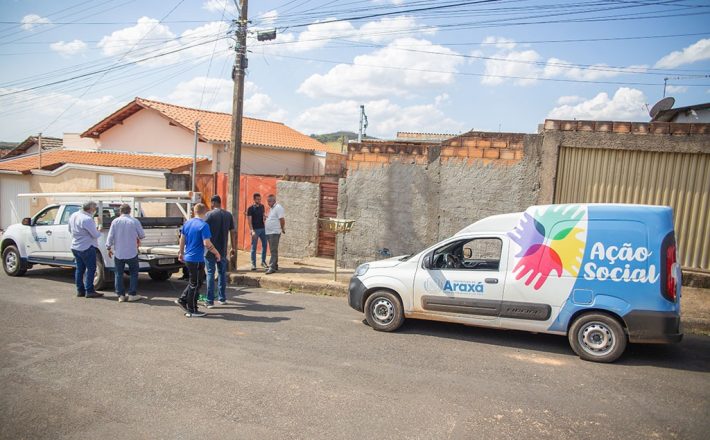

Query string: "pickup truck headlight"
[355, 263, 369, 277]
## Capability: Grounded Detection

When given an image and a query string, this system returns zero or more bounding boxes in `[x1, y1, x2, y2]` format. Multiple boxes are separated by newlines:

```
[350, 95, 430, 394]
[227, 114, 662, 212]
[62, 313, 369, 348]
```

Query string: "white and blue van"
[348, 204, 682, 362]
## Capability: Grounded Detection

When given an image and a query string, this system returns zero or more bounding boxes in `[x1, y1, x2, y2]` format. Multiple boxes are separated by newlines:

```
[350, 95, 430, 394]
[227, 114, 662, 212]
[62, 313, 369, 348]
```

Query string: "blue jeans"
[206, 254, 227, 304]
[114, 256, 139, 296]
[251, 228, 267, 266]
[72, 246, 97, 294]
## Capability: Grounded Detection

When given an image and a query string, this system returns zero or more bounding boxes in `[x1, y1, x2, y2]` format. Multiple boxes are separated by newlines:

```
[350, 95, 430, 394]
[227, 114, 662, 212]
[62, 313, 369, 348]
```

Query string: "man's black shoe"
[76, 292, 86, 297]
[85, 292, 103, 298]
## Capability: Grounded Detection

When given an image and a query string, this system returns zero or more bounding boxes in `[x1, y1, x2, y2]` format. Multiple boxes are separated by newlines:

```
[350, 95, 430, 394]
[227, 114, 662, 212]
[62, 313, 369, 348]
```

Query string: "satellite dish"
[649, 97, 675, 118]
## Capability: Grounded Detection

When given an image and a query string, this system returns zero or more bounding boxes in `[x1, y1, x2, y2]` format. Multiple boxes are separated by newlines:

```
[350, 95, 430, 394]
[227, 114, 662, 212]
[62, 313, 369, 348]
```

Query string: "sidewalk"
[226, 250, 710, 335]
[228, 250, 351, 296]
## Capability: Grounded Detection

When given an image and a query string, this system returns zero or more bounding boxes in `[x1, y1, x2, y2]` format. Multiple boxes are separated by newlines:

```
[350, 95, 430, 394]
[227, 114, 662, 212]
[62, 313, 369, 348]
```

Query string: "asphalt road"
[1, 267, 708, 440]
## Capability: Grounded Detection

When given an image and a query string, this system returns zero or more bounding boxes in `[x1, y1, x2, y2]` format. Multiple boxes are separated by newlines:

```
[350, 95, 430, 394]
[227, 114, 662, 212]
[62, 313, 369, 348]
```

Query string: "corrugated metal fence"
[555, 147, 709, 272]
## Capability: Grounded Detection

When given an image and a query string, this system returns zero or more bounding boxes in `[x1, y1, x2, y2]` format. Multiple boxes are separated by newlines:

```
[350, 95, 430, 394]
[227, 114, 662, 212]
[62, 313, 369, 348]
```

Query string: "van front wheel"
[569, 313, 627, 363]
[364, 290, 404, 332]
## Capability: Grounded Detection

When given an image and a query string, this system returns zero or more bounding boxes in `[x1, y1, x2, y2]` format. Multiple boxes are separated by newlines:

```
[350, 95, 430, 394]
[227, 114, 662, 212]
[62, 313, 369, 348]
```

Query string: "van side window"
[432, 238, 502, 271]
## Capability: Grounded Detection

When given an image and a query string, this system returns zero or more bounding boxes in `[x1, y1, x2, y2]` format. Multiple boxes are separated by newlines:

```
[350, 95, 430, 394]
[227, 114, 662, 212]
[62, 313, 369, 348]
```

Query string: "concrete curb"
[229, 272, 348, 297]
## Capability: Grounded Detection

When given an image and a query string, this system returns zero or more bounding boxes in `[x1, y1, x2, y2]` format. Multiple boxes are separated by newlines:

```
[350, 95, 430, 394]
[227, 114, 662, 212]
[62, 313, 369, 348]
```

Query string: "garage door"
[555, 147, 709, 272]
[0, 177, 30, 230]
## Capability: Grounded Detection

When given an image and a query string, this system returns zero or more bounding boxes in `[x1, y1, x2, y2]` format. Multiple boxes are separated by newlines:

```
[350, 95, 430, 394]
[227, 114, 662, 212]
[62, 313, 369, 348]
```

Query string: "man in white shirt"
[264, 194, 285, 275]
[106, 204, 146, 302]
[67, 201, 102, 298]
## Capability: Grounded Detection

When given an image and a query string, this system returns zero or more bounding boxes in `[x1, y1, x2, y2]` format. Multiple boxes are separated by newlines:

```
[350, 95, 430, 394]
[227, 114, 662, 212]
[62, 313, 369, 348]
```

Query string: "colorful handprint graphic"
[508, 205, 587, 290]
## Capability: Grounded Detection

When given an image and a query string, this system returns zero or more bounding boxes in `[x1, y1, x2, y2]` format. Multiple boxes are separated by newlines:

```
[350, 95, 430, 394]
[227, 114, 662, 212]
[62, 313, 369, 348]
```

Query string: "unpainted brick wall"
[337, 133, 541, 267]
[275, 180, 320, 258]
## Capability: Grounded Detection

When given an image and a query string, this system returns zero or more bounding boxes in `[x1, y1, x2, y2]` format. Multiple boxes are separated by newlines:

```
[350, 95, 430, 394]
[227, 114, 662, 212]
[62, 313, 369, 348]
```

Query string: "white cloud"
[203, 0, 238, 15]
[655, 39, 710, 68]
[97, 17, 231, 66]
[482, 36, 516, 50]
[21, 14, 51, 31]
[294, 98, 464, 138]
[665, 85, 688, 94]
[548, 88, 648, 121]
[478, 36, 648, 86]
[0, 88, 113, 139]
[298, 38, 462, 99]
[556, 95, 584, 105]
[157, 76, 286, 121]
[544, 58, 647, 81]
[50, 39, 88, 57]
[259, 10, 278, 25]
[252, 15, 435, 55]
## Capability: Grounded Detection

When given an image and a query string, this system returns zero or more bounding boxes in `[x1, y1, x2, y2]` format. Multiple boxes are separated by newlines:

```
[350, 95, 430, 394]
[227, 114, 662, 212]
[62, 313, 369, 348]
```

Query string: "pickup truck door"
[413, 236, 508, 323]
[25, 205, 61, 261]
[53, 204, 81, 262]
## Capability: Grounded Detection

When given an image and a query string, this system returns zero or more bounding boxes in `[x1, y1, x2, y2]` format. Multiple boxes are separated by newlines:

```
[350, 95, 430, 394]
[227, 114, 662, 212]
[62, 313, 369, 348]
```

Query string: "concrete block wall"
[275, 180, 320, 258]
[337, 132, 542, 267]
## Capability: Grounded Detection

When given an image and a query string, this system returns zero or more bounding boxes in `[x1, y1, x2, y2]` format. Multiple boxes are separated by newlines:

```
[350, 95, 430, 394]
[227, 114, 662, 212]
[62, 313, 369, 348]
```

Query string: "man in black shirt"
[246, 193, 268, 271]
[204, 195, 236, 307]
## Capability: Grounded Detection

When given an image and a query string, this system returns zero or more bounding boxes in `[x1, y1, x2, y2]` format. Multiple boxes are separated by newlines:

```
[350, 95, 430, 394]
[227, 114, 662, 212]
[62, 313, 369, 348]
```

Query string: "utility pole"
[37, 132, 42, 169]
[358, 105, 368, 143]
[228, 0, 248, 271]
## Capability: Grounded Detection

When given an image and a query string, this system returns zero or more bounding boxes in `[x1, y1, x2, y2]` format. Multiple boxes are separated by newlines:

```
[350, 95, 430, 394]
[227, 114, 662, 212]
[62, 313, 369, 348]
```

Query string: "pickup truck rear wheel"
[148, 270, 171, 281]
[2, 245, 27, 276]
[568, 312, 627, 363]
[364, 290, 404, 332]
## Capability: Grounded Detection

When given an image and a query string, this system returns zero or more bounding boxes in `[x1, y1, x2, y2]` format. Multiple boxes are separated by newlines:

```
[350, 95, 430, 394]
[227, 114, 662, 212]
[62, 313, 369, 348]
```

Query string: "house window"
[98, 174, 114, 190]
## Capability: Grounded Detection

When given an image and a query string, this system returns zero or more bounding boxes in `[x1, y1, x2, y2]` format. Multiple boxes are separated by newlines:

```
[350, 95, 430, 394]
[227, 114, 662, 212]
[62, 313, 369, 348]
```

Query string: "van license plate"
[158, 258, 176, 265]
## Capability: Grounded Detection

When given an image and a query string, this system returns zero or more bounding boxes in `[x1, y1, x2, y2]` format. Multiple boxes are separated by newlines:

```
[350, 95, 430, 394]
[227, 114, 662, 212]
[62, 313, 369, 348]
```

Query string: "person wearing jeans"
[204, 195, 236, 307]
[246, 193, 267, 271]
[67, 201, 102, 298]
[264, 194, 285, 275]
[176, 203, 221, 318]
[106, 204, 146, 302]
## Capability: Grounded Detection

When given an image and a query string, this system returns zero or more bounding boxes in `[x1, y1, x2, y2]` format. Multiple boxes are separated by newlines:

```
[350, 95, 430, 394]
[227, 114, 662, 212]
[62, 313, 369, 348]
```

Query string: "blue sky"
[0, 0, 708, 141]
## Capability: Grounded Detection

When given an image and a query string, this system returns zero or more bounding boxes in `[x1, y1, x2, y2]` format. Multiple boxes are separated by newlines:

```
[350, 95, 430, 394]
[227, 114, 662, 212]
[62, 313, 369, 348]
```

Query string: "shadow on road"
[398, 318, 710, 373]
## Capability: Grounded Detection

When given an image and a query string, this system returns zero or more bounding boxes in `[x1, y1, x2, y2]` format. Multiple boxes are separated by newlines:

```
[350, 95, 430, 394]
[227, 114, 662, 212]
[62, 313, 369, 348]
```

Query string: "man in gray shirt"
[67, 201, 102, 298]
[106, 204, 146, 302]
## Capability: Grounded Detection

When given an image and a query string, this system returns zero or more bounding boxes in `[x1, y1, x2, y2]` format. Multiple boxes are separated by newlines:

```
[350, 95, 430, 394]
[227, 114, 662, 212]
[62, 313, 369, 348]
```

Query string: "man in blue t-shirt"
[175, 203, 221, 318]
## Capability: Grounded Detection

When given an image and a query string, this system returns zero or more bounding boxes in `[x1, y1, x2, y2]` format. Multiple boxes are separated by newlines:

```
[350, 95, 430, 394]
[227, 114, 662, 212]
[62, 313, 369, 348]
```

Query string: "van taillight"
[661, 233, 678, 303]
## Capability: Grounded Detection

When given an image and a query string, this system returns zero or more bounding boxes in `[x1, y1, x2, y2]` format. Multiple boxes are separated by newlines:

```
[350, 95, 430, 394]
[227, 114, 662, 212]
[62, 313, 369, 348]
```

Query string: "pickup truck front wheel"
[364, 290, 404, 332]
[93, 254, 109, 291]
[3, 245, 27, 276]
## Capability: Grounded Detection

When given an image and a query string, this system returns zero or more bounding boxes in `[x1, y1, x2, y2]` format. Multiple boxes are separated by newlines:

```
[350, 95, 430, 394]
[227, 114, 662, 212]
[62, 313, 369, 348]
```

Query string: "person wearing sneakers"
[204, 195, 236, 308]
[264, 194, 285, 275]
[246, 192, 268, 271]
[106, 203, 146, 303]
[175, 203, 220, 318]
[68, 201, 103, 298]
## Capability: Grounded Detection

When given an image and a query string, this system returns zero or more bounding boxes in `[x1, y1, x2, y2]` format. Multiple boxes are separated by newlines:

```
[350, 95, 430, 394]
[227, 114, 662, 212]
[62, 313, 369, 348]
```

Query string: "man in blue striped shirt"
[106, 204, 146, 302]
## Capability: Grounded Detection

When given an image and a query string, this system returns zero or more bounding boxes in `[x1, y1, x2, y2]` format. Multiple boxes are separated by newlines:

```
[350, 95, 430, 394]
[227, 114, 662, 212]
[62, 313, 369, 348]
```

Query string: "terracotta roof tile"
[0, 149, 204, 173]
[3, 135, 63, 159]
[82, 98, 327, 152]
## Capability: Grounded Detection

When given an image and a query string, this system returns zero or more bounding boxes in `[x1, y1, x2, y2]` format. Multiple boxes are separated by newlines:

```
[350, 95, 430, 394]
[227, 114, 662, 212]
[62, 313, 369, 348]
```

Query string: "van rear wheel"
[569, 313, 627, 363]
[364, 290, 404, 332]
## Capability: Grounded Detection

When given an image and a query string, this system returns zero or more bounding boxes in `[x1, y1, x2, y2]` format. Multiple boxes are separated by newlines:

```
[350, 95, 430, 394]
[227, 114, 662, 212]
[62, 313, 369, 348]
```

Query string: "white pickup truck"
[1, 191, 199, 291]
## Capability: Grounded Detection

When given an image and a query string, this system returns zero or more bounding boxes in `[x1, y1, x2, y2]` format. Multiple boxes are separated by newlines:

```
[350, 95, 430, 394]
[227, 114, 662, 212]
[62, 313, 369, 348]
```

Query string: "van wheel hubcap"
[579, 322, 615, 356]
[5, 252, 18, 272]
[372, 298, 395, 325]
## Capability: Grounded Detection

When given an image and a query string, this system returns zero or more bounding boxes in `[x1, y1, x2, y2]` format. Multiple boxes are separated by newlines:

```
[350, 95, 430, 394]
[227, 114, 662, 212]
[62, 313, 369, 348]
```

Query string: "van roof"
[455, 203, 672, 236]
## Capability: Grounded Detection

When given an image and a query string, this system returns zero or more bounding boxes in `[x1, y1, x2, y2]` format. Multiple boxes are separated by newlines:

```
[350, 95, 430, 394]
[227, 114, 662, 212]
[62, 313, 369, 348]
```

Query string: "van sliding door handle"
[485, 278, 498, 284]
[45, 230, 52, 236]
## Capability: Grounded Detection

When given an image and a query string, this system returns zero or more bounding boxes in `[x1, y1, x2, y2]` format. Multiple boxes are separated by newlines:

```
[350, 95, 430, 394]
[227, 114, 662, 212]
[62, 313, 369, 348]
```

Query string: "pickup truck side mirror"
[21, 217, 32, 226]
[422, 254, 433, 269]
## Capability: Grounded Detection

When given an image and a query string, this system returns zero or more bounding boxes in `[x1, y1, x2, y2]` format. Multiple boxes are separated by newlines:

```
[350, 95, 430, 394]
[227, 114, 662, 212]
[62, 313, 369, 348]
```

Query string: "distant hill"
[310, 131, 358, 143]
[0, 141, 18, 150]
